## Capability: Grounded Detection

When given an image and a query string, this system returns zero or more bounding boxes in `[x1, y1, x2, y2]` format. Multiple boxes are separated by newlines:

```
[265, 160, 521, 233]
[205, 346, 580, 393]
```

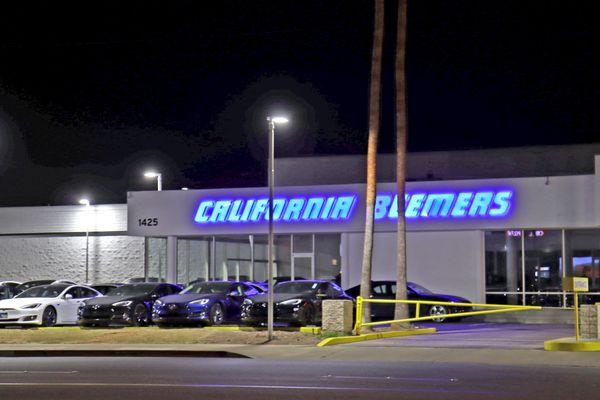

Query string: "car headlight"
[189, 299, 210, 306]
[280, 299, 302, 306]
[242, 299, 253, 305]
[20, 303, 41, 309]
[112, 301, 132, 307]
[154, 300, 163, 306]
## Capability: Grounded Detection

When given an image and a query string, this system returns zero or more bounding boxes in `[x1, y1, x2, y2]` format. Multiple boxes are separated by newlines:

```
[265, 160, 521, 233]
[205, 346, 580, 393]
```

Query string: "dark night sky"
[0, 0, 598, 206]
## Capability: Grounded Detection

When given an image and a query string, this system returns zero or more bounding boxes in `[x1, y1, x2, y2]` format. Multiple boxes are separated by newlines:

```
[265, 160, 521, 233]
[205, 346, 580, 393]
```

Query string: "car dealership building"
[1, 143, 600, 309]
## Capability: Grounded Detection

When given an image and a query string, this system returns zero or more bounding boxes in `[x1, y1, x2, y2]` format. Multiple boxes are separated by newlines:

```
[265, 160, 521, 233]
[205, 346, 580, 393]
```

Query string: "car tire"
[293, 303, 314, 327]
[208, 303, 224, 326]
[427, 305, 448, 323]
[132, 304, 149, 327]
[41, 306, 57, 327]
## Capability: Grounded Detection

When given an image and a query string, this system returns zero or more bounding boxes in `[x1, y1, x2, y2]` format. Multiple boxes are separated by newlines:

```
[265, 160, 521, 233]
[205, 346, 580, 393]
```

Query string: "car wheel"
[132, 304, 149, 327]
[428, 305, 448, 323]
[41, 306, 57, 327]
[209, 303, 224, 326]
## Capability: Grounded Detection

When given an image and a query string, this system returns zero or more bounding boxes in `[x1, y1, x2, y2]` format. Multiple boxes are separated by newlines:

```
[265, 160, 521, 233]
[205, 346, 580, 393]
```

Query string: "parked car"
[0, 284, 102, 327]
[91, 283, 123, 295]
[345, 281, 471, 322]
[263, 276, 306, 286]
[152, 281, 263, 327]
[0, 281, 21, 300]
[78, 283, 182, 327]
[245, 281, 268, 293]
[241, 280, 353, 327]
[125, 277, 164, 283]
[13, 280, 77, 296]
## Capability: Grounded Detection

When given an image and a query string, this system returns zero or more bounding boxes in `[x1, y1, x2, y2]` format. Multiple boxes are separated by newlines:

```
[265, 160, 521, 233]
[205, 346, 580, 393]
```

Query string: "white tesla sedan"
[0, 283, 102, 327]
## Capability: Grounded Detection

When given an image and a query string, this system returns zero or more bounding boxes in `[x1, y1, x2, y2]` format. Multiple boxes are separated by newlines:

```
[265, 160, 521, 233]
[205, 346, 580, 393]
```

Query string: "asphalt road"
[0, 356, 598, 400]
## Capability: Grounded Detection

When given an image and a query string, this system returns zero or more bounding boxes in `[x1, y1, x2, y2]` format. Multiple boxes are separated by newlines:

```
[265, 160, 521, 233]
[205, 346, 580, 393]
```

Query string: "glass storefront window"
[177, 238, 210, 285]
[485, 229, 600, 307]
[145, 237, 167, 282]
[315, 234, 341, 282]
[565, 229, 600, 305]
[524, 230, 562, 307]
[484, 231, 523, 305]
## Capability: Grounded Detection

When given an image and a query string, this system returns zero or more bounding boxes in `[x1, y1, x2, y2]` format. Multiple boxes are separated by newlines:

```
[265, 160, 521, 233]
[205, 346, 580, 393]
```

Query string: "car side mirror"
[229, 291, 241, 297]
[64, 294, 73, 300]
[150, 293, 160, 300]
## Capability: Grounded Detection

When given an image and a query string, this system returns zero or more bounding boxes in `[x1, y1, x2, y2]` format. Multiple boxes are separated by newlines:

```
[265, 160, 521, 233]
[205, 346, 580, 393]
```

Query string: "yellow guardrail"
[353, 296, 542, 332]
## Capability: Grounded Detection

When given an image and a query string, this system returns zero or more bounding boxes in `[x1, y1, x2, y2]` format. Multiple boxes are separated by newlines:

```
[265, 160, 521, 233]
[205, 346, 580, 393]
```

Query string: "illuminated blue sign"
[374, 190, 513, 220]
[193, 189, 514, 225]
[194, 195, 358, 224]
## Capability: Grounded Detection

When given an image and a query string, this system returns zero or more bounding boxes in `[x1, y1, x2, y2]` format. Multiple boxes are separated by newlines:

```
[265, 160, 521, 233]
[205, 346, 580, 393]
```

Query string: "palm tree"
[359, 0, 385, 333]
[391, 0, 410, 329]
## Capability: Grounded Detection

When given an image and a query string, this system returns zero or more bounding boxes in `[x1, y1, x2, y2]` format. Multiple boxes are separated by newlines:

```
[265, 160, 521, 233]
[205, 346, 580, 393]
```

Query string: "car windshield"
[181, 282, 232, 294]
[274, 281, 322, 294]
[16, 285, 68, 298]
[408, 282, 433, 295]
[107, 284, 155, 297]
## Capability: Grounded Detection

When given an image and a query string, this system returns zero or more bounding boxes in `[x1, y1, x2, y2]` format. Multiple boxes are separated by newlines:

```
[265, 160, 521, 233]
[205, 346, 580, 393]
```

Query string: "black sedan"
[78, 283, 182, 327]
[241, 280, 353, 327]
[346, 281, 471, 322]
[152, 281, 262, 327]
[91, 283, 123, 295]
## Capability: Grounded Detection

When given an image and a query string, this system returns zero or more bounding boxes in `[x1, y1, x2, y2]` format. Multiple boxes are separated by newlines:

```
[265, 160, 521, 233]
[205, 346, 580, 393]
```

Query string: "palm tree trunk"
[359, 0, 385, 333]
[391, 0, 410, 330]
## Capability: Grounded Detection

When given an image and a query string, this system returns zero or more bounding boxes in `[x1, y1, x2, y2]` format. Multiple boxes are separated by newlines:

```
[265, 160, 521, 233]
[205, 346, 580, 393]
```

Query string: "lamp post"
[79, 198, 91, 284]
[266, 116, 289, 340]
[144, 171, 162, 191]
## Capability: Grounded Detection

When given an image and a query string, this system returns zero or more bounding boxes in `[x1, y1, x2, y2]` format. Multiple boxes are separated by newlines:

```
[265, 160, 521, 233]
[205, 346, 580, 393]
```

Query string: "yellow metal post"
[574, 292, 580, 341]
[415, 302, 420, 318]
[354, 296, 363, 333]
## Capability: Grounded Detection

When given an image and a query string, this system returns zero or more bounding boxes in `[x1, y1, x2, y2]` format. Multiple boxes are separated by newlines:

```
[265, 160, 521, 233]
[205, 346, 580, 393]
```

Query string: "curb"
[202, 326, 321, 334]
[0, 349, 251, 358]
[544, 337, 600, 352]
[317, 327, 436, 346]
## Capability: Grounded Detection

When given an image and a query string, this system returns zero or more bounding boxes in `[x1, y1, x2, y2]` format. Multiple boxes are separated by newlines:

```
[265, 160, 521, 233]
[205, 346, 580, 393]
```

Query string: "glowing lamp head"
[79, 199, 90, 206]
[144, 171, 161, 178]
[269, 116, 289, 124]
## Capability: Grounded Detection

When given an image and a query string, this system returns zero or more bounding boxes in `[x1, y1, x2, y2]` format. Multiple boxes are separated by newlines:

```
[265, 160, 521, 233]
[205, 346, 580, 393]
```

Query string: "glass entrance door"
[291, 234, 315, 280]
[292, 256, 313, 280]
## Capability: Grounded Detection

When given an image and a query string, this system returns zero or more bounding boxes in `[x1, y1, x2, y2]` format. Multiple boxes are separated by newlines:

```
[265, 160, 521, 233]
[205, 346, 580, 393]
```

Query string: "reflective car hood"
[84, 294, 147, 305]
[251, 293, 314, 304]
[0, 297, 55, 308]
[158, 293, 224, 304]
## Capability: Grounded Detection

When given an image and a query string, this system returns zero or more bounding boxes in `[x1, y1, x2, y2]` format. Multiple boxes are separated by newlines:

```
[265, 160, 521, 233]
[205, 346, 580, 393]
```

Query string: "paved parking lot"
[346, 322, 573, 350]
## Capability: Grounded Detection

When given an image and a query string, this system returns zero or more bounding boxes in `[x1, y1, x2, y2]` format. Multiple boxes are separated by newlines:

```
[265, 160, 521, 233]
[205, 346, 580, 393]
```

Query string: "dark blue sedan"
[346, 281, 471, 322]
[152, 281, 262, 327]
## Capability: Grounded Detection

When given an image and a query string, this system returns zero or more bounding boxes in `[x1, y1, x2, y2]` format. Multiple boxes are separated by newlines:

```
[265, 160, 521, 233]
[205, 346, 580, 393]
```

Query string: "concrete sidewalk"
[1, 323, 595, 368]
[352, 322, 572, 350]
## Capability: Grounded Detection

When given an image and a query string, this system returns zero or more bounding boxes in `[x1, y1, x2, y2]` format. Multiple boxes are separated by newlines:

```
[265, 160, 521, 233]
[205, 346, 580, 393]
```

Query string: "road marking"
[321, 374, 459, 383]
[0, 381, 501, 395]
[0, 371, 78, 375]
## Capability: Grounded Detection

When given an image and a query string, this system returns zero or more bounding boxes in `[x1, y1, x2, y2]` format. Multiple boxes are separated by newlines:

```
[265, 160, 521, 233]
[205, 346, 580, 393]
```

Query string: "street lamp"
[266, 115, 289, 341]
[79, 198, 91, 284]
[144, 171, 162, 191]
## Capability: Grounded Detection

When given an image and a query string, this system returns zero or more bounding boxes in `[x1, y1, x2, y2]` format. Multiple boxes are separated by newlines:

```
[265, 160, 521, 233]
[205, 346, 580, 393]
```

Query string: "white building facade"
[2, 145, 600, 309]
